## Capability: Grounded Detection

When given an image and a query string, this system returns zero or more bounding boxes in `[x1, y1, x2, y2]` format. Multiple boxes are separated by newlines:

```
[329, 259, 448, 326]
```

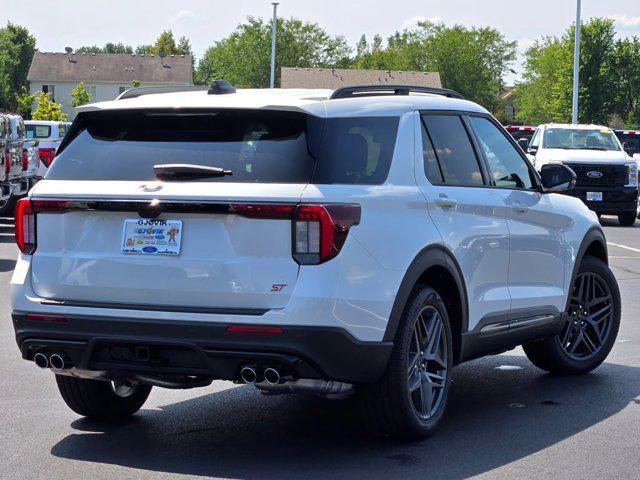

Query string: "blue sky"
[2, 0, 639, 83]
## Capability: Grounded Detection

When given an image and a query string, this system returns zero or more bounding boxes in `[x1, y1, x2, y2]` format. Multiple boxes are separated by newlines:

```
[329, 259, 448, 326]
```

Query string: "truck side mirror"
[527, 144, 538, 155]
[540, 164, 576, 192]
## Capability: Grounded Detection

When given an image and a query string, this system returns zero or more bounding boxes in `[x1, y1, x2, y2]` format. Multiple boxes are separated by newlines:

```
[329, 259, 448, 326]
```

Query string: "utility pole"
[270, 2, 279, 88]
[571, 0, 581, 124]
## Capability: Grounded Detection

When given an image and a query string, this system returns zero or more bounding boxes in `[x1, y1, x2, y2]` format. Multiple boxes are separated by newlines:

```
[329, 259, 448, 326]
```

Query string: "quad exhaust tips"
[240, 366, 258, 384]
[33, 352, 49, 369]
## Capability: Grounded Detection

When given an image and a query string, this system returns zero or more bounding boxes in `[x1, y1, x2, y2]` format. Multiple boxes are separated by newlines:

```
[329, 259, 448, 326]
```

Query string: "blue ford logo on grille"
[587, 171, 603, 179]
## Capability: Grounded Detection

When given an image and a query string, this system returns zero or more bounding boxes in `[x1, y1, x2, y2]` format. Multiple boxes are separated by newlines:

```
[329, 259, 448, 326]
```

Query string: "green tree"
[196, 16, 351, 87]
[32, 92, 67, 121]
[70, 82, 92, 107]
[515, 18, 619, 125]
[351, 21, 516, 110]
[77, 42, 133, 54]
[131, 79, 142, 87]
[0, 22, 36, 111]
[14, 86, 34, 119]
[610, 37, 640, 128]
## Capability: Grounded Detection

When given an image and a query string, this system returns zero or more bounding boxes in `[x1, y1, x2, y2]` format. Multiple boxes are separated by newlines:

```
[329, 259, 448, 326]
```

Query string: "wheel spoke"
[408, 366, 421, 392]
[426, 318, 442, 356]
[419, 373, 433, 415]
[582, 331, 598, 353]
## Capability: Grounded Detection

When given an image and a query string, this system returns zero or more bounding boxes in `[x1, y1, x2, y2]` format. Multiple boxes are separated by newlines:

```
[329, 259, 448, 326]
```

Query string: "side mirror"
[622, 142, 635, 157]
[517, 138, 529, 151]
[527, 145, 538, 155]
[540, 164, 576, 192]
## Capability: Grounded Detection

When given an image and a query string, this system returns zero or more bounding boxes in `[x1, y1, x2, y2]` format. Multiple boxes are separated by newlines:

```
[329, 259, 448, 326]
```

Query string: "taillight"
[3, 150, 9, 174]
[292, 204, 361, 264]
[22, 149, 28, 171]
[14, 199, 70, 254]
[14, 198, 36, 254]
[39, 148, 56, 167]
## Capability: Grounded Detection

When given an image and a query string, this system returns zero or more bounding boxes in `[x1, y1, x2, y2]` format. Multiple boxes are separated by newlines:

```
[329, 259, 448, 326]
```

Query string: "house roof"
[27, 52, 193, 84]
[280, 67, 442, 89]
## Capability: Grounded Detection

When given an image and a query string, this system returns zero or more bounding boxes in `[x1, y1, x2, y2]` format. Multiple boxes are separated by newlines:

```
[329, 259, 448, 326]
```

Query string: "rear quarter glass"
[48, 109, 400, 185]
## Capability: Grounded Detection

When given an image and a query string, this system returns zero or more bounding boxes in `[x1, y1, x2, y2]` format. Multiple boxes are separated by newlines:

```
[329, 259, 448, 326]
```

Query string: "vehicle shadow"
[50, 354, 640, 479]
[599, 215, 640, 228]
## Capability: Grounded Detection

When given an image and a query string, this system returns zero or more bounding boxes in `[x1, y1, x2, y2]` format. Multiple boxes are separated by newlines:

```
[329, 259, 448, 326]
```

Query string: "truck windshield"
[543, 128, 620, 151]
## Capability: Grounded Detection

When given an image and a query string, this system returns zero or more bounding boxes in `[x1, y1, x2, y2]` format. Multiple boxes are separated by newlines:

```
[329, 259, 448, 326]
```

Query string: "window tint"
[421, 114, 484, 186]
[49, 109, 318, 183]
[313, 117, 398, 184]
[421, 121, 443, 183]
[470, 117, 535, 189]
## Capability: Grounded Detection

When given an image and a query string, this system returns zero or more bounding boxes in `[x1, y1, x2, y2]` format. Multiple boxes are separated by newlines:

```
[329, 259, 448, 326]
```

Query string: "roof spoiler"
[330, 84, 465, 100]
[117, 79, 236, 100]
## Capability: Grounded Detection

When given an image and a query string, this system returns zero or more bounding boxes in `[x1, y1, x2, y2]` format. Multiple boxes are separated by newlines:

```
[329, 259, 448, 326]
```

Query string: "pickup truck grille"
[568, 164, 628, 187]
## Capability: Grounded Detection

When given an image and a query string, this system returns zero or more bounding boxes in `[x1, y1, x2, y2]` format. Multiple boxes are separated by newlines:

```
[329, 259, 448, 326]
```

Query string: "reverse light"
[292, 204, 361, 265]
[626, 162, 638, 188]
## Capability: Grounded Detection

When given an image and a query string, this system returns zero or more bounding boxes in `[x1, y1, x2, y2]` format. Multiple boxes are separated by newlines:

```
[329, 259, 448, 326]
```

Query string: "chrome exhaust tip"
[263, 367, 281, 385]
[49, 353, 66, 370]
[240, 366, 258, 384]
[33, 352, 49, 369]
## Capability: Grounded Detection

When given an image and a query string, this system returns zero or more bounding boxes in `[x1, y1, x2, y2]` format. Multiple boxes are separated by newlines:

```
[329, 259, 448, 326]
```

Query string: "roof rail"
[117, 85, 209, 100]
[329, 84, 465, 100]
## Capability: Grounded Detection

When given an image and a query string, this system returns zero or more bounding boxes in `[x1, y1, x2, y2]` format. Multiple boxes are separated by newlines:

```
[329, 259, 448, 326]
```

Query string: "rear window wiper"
[153, 163, 233, 181]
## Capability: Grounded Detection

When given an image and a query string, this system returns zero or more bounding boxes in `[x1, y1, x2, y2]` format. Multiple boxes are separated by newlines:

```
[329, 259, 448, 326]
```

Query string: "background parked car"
[505, 125, 537, 143]
[614, 129, 640, 161]
[0, 115, 32, 215]
[0, 115, 12, 205]
[24, 120, 70, 178]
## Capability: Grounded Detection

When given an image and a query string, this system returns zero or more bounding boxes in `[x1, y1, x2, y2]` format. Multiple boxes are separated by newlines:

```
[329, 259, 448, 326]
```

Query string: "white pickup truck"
[522, 124, 639, 226]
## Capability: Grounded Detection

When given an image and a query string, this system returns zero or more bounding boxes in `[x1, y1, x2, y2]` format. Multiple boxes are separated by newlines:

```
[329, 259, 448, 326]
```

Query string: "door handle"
[513, 207, 529, 214]
[434, 198, 458, 208]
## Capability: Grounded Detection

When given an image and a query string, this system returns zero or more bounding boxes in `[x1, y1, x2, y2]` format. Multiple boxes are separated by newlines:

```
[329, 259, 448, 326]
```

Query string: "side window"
[421, 121, 443, 183]
[469, 116, 535, 189]
[421, 114, 484, 186]
[530, 128, 541, 147]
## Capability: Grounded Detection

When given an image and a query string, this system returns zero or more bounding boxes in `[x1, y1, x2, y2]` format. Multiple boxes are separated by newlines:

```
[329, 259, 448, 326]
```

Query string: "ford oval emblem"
[586, 171, 603, 179]
[140, 183, 162, 192]
[142, 246, 158, 253]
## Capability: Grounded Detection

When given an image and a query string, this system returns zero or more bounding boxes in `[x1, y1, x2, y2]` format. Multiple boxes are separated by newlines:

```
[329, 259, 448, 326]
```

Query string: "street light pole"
[571, 0, 581, 124]
[270, 2, 279, 89]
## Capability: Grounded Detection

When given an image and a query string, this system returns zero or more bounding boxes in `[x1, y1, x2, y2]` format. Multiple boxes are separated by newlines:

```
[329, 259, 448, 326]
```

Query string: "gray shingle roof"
[281, 67, 442, 89]
[27, 52, 193, 84]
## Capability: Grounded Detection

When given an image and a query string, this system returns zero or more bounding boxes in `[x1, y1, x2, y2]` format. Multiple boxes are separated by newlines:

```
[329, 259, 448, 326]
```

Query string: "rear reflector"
[226, 325, 284, 334]
[22, 149, 28, 171]
[14, 198, 36, 255]
[25, 314, 67, 324]
[3, 150, 9, 174]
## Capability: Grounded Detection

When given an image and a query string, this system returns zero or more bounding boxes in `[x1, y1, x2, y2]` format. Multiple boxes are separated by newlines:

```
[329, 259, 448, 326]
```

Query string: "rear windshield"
[48, 109, 399, 184]
[26, 124, 52, 139]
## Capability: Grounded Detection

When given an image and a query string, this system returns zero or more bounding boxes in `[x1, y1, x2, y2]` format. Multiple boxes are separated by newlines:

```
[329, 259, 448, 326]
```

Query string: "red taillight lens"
[14, 199, 70, 254]
[292, 204, 361, 265]
[14, 198, 36, 255]
[22, 149, 28, 171]
[25, 313, 67, 323]
[229, 203, 295, 219]
[3, 150, 9, 174]
[39, 148, 56, 167]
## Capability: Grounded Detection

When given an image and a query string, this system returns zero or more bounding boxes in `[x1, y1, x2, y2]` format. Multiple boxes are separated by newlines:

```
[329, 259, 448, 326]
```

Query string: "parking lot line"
[607, 241, 640, 254]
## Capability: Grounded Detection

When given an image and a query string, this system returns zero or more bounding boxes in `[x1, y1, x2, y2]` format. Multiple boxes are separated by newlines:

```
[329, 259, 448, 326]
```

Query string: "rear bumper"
[12, 312, 393, 384]
[564, 186, 638, 214]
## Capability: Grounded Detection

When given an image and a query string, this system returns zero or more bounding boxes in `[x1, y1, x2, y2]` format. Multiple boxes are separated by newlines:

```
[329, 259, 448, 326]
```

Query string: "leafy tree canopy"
[32, 92, 67, 121]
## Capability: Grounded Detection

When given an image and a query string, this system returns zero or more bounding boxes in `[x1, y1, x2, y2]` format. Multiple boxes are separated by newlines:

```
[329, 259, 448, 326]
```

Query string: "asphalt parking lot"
[1, 215, 639, 480]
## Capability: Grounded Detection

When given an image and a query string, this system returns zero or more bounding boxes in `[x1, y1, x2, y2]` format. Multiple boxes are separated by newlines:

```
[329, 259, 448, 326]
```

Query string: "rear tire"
[618, 212, 636, 226]
[55, 375, 152, 419]
[523, 256, 620, 374]
[359, 286, 453, 439]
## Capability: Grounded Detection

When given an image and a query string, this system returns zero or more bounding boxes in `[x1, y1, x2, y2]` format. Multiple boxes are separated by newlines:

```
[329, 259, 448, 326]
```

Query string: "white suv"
[10, 83, 620, 439]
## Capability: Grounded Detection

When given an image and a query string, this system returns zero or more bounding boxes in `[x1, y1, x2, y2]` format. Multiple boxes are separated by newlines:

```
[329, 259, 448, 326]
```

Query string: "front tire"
[359, 286, 453, 439]
[618, 212, 636, 226]
[55, 375, 152, 419]
[523, 256, 620, 374]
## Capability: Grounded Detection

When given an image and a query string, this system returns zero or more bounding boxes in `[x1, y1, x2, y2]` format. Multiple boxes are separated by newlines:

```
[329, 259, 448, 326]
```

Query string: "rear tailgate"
[30, 180, 304, 311]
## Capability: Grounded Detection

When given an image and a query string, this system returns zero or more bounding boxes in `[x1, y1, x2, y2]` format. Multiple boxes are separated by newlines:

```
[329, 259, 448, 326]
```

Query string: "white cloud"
[607, 14, 640, 29]
[170, 10, 197, 22]
[402, 15, 442, 29]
